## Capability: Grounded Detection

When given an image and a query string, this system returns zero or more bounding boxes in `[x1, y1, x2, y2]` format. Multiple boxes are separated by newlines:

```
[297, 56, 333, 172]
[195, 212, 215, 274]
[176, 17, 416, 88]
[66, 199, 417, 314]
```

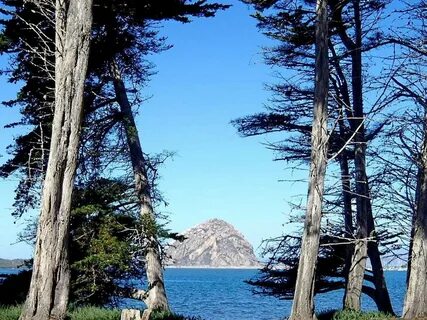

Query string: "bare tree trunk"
[366, 195, 394, 314]
[330, 1, 393, 311]
[406, 168, 421, 285]
[111, 62, 170, 317]
[337, 106, 354, 297]
[19, 1, 93, 319]
[288, 1, 328, 319]
[343, 0, 369, 310]
[403, 115, 427, 319]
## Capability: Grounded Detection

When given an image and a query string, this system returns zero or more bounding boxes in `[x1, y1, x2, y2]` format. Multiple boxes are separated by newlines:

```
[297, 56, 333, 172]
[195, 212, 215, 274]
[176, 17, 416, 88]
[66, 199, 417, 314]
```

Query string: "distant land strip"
[0, 258, 26, 268]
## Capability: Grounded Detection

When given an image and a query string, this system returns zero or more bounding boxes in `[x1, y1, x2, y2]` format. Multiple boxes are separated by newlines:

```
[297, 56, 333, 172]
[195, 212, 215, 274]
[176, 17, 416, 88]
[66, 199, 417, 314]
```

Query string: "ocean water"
[0, 268, 407, 320]
[0, 267, 22, 277]
[160, 269, 406, 320]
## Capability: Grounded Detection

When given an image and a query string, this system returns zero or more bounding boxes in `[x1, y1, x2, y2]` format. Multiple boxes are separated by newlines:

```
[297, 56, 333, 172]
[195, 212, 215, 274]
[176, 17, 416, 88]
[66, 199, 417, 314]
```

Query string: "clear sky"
[0, 0, 308, 259]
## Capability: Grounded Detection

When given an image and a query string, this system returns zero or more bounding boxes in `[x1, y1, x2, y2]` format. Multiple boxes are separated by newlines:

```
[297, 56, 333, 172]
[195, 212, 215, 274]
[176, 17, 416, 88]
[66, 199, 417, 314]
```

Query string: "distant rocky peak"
[166, 218, 260, 268]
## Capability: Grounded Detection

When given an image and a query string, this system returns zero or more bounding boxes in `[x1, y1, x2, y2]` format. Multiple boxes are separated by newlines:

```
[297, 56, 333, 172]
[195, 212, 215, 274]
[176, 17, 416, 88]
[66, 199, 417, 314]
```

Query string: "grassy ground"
[0, 306, 202, 320]
[317, 310, 398, 320]
[0, 306, 121, 320]
[0, 306, 402, 320]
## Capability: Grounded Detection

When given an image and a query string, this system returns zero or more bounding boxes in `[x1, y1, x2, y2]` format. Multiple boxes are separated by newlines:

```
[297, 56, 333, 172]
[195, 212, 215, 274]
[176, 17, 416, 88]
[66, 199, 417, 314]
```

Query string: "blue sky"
[0, 0, 308, 259]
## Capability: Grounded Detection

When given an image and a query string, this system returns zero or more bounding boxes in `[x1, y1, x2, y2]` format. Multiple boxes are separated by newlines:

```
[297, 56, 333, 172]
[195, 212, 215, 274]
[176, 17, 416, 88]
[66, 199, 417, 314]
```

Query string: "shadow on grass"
[317, 309, 398, 320]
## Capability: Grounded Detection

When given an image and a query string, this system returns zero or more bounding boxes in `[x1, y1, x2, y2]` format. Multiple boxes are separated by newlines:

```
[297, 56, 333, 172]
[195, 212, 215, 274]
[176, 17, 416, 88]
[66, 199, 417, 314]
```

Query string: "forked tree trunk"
[343, 0, 369, 310]
[366, 194, 394, 314]
[403, 115, 427, 319]
[19, 1, 93, 319]
[288, 1, 328, 319]
[111, 62, 170, 318]
[330, 1, 393, 311]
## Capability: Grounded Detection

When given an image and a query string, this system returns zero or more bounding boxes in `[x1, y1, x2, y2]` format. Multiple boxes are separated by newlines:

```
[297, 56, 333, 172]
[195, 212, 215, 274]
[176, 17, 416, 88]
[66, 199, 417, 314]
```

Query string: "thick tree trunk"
[19, 1, 93, 320]
[288, 1, 328, 319]
[403, 116, 427, 319]
[111, 62, 170, 316]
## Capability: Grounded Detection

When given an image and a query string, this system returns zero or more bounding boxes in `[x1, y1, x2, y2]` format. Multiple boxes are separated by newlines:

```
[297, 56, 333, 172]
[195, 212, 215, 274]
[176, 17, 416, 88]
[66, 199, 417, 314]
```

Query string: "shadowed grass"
[317, 309, 398, 320]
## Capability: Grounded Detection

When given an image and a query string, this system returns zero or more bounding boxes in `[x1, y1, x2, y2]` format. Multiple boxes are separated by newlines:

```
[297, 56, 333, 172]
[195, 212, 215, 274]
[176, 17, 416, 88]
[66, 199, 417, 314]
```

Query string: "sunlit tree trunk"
[20, 1, 93, 319]
[403, 113, 427, 319]
[111, 62, 170, 319]
[288, 0, 328, 319]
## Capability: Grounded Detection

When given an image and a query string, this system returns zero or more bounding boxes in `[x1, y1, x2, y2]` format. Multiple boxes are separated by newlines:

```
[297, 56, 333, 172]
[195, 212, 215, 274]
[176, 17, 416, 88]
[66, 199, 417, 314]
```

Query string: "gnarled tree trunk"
[111, 62, 170, 318]
[403, 114, 427, 319]
[19, 1, 93, 319]
[288, 0, 328, 319]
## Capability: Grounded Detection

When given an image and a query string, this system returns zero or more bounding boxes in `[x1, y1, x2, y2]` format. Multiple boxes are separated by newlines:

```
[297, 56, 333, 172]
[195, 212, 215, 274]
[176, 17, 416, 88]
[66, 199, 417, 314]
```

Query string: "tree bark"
[366, 193, 394, 314]
[343, 0, 369, 310]
[19, 1, 93, 319]
[288, 1, 329, 319]
[111, 62, 170, 316]
[403, 114, 427, 319]
[329, 2, 393, 311]
[337, 98, 354, 299]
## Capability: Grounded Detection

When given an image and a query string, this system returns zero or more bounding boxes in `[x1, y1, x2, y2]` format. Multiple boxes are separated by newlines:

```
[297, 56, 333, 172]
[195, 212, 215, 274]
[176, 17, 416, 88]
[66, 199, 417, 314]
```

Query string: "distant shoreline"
[0, 258, 27, 269]
[165, 265, 262, 270]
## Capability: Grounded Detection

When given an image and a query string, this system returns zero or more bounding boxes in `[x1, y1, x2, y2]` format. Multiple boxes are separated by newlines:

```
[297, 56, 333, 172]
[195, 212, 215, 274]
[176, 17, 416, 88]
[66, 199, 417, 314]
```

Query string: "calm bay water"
[0, 268, 406, 320]
[158, 269, 405, 320]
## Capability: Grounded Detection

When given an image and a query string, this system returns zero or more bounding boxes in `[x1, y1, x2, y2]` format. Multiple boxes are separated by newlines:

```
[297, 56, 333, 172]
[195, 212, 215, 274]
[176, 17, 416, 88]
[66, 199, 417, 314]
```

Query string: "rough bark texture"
[403, 116, 427, 319]
[19, 1, 93, 319]
[121, 309, 142, 320]
[288, 1, 328, 319]
[112, 62, 170, 316]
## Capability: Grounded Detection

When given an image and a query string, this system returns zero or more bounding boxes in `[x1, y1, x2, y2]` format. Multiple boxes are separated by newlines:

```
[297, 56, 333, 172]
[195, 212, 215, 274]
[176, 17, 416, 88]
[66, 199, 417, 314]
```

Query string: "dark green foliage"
[0, 270, 31, 305]
[0, 178, 141, 306]
[69, 178, 141, 306]
[0, 0, 229, 217]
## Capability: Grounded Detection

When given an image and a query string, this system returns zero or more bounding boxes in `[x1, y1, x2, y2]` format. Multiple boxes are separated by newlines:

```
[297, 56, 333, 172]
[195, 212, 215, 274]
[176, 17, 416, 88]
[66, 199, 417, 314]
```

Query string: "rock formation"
[166, 219, 260, 268]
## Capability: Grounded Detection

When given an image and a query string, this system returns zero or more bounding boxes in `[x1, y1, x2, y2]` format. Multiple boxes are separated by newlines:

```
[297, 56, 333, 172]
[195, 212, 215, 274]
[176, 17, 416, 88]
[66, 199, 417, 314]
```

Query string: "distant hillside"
[166, 219, 261, 268]
[0, 258, 26, 268]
